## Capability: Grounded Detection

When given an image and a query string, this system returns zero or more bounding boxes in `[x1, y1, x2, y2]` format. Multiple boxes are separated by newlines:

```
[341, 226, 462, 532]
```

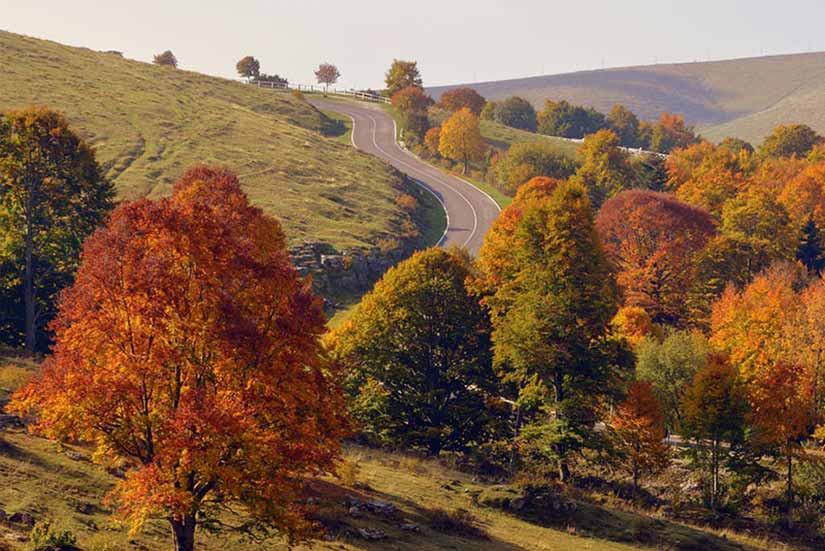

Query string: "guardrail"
[249, 80, 391, 104]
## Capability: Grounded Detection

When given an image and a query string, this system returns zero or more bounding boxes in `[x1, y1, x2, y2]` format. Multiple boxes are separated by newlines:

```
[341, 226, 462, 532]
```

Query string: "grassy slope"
[428, 52, 825, 145]
[0, 31, 409, 250]
[1, 428, 787, 551]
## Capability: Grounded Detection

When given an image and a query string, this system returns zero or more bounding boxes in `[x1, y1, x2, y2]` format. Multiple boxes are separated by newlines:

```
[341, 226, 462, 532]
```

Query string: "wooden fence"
[249, 80, 391, 104]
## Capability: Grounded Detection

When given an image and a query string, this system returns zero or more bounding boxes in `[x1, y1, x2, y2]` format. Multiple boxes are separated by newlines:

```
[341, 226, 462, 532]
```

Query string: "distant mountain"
[428, 52, 825, 145]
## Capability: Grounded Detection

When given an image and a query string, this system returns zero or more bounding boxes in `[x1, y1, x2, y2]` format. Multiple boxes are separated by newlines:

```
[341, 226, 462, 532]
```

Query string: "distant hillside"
[0, 31, 409, 250]
[429, 52, 825, 145]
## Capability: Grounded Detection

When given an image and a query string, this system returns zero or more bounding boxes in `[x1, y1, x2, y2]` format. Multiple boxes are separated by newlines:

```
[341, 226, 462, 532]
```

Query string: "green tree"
[0, 106, 114, 353]
[759, 124, 822, 159]
[682, 354, 748, 510]
[537, 99, 607, 139]
[607, 104, 641, 147]
[332, 248, 499, 455]
[484, 181, 624, 480]
[718, 137, 754, 155]
[572, 129, 637, 207]
[495, 97, 537, 132]
[720, 189, 796, 268]
[480, 101, 498, 121]
[636, 330, 710, 431]
[385, 59, 423, 96]
[495, 140, 577, 193]
[236, 55, 260, 79]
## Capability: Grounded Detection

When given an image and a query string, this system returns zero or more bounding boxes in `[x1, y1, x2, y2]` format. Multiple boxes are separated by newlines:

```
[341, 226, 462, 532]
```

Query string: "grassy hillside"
[0, 31, 411, 250]
[0, 427, 793, 551]
[429, 52, 825, 145]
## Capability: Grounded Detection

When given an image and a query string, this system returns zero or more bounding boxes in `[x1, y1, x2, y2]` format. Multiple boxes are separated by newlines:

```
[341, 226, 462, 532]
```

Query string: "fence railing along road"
[250, 80, 391, 104]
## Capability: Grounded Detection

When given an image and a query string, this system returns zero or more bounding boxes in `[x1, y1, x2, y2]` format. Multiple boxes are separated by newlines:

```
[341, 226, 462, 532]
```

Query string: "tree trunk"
[462, 157, 468, 175]
[711, 435, 719, 510]
[553, 376, 569, 482]
[170, 516, 196, 551]
[786, 450, 794, 524]
[632, 459, 639, 494]
[24, 185, 36, 355]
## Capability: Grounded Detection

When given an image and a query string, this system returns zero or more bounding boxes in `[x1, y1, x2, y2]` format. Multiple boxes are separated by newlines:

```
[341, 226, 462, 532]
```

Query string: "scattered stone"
[0, 414, 22, 429]
[399, 522, 421, 532]
[65, 450, 86, 462]
[357, 527, 386, 541]
[347, 506, 362, 518]
[73, 502, 95, 515]
[366, 499, 396, 516]
[0, 508, 7, 522]
[9, 512, 35, 527]
[106, 466, 127, 479]
[306, 497, 320, 506]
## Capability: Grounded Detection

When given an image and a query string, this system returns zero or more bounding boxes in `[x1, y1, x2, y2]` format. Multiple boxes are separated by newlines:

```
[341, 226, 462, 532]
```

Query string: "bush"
[27, 521, 78, 551]
[427, 508, 488, 539]
[495, 141, 577, 193]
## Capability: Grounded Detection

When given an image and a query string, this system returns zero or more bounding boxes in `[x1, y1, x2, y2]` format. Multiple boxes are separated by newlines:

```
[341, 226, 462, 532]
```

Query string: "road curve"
[311, 99, 500, 256]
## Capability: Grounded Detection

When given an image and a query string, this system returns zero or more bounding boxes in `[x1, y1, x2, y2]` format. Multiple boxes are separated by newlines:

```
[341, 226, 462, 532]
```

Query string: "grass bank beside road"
[0, 31, 411, 251]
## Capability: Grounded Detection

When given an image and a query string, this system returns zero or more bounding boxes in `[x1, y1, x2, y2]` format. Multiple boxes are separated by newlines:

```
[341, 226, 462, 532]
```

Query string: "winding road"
[311, 99, 500, 255]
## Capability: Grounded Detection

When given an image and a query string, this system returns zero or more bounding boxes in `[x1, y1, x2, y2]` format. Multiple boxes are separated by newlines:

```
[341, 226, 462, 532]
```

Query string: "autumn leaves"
[11, 166, 347, 549]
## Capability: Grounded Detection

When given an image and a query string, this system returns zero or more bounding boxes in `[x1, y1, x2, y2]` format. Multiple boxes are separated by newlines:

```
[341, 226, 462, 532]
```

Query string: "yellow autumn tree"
[439, 107, 486, 174]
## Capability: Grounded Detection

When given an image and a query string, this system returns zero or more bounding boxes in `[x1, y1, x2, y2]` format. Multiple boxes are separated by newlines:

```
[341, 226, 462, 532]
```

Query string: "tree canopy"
[439, 87, 487, 115]
[153, 50, 178, 67]
[385, 59, 423, 96]
[10, 166, 346, 551]
[332, 247, 499, 455]
[596, 189, 716, 326]
[0, 106, 114, 352]
[235, 55, 260, 79]
[438, 108, 486, 174]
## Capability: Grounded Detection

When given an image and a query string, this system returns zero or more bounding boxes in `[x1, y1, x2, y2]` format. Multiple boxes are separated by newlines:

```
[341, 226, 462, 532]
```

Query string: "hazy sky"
[3, 0, 825, 89]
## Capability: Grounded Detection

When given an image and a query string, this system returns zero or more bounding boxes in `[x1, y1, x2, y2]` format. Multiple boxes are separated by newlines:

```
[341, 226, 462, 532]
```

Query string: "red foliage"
[596, 189, 716, 325]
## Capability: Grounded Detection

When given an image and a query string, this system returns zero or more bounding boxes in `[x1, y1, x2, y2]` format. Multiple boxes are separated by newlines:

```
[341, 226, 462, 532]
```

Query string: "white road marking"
[348, 111, 449, 246]
[362, 111, 481, 249]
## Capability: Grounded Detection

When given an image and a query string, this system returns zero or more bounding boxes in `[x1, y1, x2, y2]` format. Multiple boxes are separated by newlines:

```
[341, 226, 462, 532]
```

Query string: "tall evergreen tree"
[797, 217, 825, 274]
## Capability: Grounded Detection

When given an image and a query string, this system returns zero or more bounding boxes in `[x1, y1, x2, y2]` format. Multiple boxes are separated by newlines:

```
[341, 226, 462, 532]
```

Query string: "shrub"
[427, 508, 488, 539]
[27, 521, 78, 551]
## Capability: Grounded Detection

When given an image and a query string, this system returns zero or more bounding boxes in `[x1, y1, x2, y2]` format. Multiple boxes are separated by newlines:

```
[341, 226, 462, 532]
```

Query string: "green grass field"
[480, 120, 581, 159]
[0, 31, 412, 250]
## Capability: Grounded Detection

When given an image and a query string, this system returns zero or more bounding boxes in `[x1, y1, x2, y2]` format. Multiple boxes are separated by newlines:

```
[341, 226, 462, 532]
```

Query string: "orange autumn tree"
[596, 189, 716, 326]
[749, 360, 813, 515]
[10, 166, 347, 551]
[611, 381, 670, 493]
[438, 107, 486, 174]
[709, 263, 803, 381]
[474, 176, 560, 292]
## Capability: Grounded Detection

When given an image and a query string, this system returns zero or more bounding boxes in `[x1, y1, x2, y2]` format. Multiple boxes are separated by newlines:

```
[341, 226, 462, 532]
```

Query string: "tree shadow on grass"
[305, 479, 526, 550]
[478, 485, 752, 551]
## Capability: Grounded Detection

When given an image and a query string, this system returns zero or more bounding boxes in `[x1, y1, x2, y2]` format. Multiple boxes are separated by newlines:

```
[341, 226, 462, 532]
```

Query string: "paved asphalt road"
[311, 99, 500, 255]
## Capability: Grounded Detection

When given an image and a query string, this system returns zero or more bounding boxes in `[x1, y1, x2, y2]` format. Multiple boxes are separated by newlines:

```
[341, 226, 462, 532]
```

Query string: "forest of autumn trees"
[9, 55, 825, 550]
